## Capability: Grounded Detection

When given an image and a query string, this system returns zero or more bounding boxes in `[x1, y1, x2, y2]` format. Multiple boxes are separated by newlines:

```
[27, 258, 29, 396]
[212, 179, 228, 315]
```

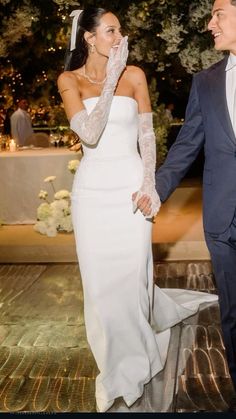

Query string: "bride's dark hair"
[64, 7, 108, 71]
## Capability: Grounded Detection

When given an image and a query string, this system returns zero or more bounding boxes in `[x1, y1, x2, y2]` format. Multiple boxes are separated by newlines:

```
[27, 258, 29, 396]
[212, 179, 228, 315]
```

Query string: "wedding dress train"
[71, 96, 218, 412]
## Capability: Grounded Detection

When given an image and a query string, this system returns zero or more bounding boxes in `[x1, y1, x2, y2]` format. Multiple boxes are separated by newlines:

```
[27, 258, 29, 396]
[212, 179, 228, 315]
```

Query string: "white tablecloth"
[0, 147, 80, 224]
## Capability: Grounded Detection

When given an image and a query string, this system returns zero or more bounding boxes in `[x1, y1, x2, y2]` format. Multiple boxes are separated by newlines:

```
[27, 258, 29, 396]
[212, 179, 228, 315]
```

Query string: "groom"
[135, 0, 236, 408]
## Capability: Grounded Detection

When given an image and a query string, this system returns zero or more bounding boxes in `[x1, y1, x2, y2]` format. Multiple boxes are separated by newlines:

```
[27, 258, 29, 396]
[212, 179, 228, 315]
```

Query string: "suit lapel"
[208, 56, 236, 144]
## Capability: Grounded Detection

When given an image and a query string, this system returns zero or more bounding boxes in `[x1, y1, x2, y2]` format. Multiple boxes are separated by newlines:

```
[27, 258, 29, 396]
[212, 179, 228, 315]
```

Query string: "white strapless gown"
[71, 96, 218, 412]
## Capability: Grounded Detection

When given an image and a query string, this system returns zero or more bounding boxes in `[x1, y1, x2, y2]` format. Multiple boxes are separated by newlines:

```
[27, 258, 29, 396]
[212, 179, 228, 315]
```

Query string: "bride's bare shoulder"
[125, 65, 146, 78]
[57, 70, 79, 87]
[125, 65, 147, 85]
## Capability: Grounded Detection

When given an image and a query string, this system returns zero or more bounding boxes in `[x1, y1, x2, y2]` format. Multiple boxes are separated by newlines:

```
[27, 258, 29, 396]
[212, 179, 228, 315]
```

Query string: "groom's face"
[208, 0, 236, 54]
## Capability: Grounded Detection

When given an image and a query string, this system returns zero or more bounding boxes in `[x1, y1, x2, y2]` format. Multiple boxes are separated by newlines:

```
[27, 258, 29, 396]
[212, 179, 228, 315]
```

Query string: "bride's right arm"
[57, 36, 128, 146]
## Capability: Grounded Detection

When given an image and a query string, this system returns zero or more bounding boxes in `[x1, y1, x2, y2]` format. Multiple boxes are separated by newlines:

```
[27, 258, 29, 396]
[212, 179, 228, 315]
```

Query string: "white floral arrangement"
[67, 159, 80, 174]
[34, 159, 80, 237]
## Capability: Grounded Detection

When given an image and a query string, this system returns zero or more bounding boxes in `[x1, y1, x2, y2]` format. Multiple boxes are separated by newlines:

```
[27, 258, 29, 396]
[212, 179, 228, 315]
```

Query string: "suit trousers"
[205, 210, 236, 391]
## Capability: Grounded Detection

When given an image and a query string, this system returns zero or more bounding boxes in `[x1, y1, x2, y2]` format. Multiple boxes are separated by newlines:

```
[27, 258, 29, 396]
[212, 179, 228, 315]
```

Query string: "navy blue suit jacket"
[156, 56, 236, 235]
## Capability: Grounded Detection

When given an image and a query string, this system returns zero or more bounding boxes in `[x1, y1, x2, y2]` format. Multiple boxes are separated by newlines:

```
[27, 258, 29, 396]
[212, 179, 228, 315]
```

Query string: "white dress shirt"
[10, 108, 34, 146]
[226, 53, 236, 137]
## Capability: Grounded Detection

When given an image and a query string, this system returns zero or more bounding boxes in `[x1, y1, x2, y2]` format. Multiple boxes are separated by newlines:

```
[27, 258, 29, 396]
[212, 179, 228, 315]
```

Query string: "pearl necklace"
[83, 66, 107, 85]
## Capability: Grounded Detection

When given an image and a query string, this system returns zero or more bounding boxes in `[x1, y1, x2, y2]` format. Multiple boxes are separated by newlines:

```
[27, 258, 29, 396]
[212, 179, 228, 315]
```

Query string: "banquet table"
[0, 147, 81, 224]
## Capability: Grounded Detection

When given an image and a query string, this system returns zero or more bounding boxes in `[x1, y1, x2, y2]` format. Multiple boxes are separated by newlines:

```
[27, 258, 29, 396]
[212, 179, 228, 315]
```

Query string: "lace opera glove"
[70, 36, 129, 146]
[105, 35, 128, 85]
[133, 112, 161, 218]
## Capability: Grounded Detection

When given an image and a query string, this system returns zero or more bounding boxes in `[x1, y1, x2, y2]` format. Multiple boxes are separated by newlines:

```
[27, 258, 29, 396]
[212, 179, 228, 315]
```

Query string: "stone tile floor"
[0, 261, 234, 413]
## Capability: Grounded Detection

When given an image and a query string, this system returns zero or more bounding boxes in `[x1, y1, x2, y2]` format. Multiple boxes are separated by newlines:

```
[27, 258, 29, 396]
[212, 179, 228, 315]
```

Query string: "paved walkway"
[0, 261, 233, 413]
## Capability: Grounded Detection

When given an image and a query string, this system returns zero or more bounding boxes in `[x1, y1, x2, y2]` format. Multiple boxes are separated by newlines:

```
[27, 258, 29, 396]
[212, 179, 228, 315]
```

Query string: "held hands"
[106, 36, 129, 82]
[134, 113, 160, 220]
[132, 190, 161, 219]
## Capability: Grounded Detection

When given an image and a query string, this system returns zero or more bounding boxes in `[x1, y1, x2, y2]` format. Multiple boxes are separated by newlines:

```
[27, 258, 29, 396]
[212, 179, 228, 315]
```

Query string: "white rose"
[51, 208, 63, 223]
[45, 225, 58, 237]
[68, 159, 80, 174]
[37, 202, 52, 220]
[63, 207, 71, 216]
[34, 219, 57, 237]
[45, 217, 59, 236]
[51, 199, 69, 211]
[34, 221, 48, 235]
[59, 215, 73, 232]
[54, 190, 70, 200]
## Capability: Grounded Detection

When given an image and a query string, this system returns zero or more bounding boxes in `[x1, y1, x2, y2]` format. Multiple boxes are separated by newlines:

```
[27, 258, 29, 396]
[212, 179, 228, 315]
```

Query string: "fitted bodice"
[82, 96, 139, 160]
[72, 96, 142, 192]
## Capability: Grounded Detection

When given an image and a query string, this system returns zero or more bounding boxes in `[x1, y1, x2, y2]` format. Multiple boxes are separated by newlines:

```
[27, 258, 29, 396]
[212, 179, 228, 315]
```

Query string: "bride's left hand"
[132, 191, 152, 216]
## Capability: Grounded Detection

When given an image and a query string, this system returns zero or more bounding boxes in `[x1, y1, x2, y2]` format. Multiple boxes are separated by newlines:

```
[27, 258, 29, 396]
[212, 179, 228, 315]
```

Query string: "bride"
[57, 6, 218, 413]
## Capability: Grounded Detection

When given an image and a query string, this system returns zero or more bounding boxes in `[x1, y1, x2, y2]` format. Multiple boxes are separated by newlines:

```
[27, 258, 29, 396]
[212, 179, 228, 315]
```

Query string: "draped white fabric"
[0, 148, 78, 224]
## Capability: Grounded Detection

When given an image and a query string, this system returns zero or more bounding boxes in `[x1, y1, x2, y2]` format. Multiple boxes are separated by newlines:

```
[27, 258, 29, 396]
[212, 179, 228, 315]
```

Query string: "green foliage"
[0, 0, 221, 109]
[153, 105, 170, 167]
[124, 0, 224, 101]
[0, 0, 224, 160]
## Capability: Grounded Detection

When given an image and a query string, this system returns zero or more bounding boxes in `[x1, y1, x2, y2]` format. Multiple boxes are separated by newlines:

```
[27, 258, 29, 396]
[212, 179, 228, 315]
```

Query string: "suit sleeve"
[155, 75, 205, 202]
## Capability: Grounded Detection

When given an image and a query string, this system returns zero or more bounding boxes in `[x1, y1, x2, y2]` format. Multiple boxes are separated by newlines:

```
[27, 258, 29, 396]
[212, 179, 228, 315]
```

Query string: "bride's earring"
[90, 44, 95, 53]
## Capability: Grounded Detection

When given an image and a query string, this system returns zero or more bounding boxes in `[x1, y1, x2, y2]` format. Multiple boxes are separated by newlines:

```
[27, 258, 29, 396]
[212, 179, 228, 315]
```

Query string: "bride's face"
[93, 12, 123, 57]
